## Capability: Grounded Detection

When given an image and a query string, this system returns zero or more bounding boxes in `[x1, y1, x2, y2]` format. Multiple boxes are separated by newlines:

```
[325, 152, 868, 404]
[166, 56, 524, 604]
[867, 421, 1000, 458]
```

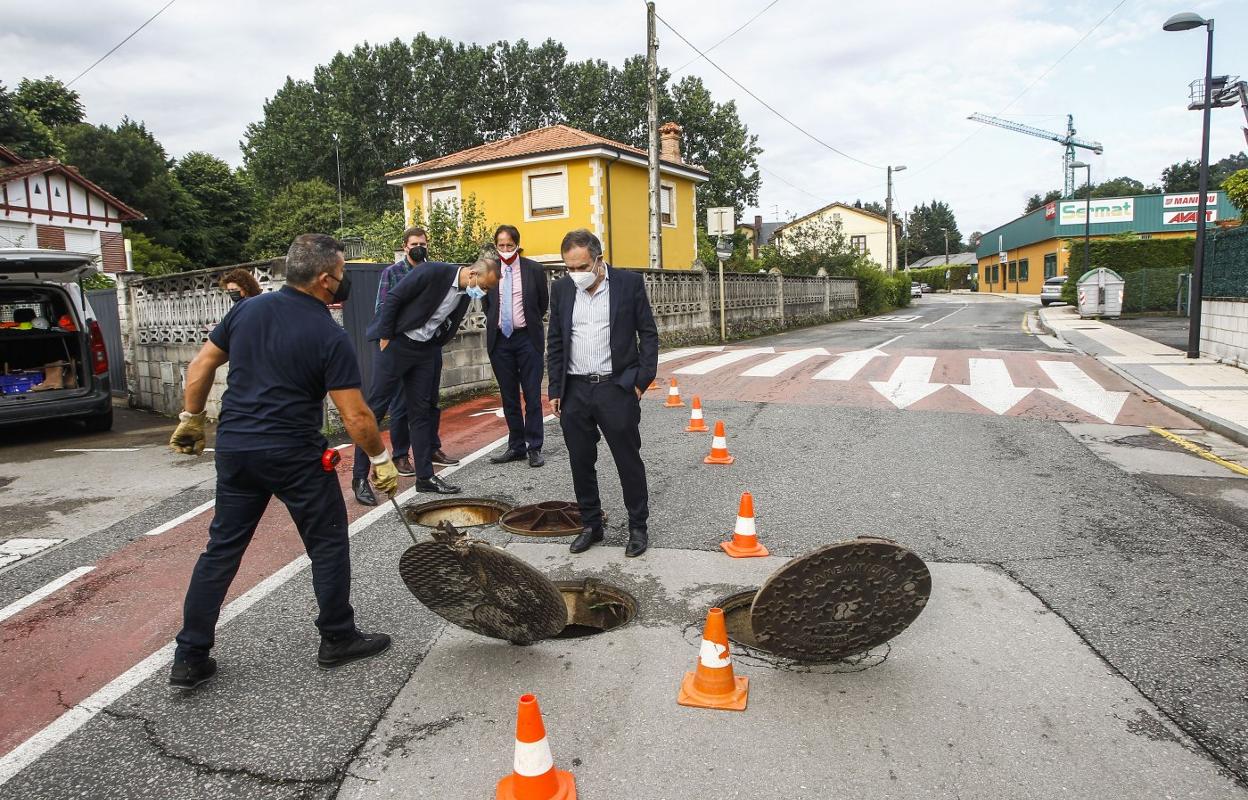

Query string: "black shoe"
[527, 450, 546, 468]
[170, 657, 217, 690]
[569, 526, 604, 554]
[490, 448, 526, 464]
[393, 455, 416, 477]
[352, 477, 377, 507]
[415, 475, 461, 494]
[625, 528, 648, 558]
[318, 630, 392, 669]
[431, 449, 460, 466]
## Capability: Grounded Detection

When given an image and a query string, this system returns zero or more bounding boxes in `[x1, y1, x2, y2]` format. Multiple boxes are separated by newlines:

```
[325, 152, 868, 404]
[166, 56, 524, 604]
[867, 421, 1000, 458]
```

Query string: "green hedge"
[1061, 236, 1195, 304]
[904, 264, 974, 291]
[855, 267, 910, 315]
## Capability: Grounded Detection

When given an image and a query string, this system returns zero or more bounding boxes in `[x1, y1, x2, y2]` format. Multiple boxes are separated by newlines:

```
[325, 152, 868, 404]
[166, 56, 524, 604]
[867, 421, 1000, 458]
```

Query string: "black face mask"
[407, 245, 427, 264]
[327, 272, 351, 304]
[227, 290, 243, 303]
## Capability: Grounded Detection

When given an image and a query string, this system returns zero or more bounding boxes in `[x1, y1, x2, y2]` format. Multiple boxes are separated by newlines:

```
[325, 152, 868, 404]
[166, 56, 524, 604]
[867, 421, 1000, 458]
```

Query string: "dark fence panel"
[1204, 225, 1248, 300]
[87, 287, 126, 395]
[340, 263, 386, 390]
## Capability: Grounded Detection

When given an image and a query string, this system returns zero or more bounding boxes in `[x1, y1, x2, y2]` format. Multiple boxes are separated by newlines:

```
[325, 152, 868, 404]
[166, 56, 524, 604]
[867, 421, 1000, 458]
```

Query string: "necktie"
[500, 264, 514, 337]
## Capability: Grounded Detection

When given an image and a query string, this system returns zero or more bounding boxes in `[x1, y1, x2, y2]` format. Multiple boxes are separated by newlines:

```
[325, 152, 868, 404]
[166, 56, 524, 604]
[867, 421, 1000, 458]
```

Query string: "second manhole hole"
[552, 579, 637, 639]
[403, 498, 512, 529]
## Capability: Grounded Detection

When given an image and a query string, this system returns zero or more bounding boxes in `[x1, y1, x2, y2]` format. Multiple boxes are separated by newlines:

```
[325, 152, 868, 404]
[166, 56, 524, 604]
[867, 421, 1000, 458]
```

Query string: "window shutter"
[428, 186, 459, 210]
[529, 173, 564, 216]
[660, 185, 674, 223]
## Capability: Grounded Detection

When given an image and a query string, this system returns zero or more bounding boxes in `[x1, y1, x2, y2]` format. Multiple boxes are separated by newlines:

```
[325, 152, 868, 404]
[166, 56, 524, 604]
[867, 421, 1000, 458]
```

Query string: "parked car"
[920, 283, 932, 293]
[911, 282, 923, 298]
[0, 249, 113, 431]
[1040, 275, 1067, 306]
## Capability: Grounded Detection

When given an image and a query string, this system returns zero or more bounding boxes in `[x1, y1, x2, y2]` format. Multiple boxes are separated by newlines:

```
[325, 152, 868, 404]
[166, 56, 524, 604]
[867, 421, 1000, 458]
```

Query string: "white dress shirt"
[405, 270, 464, 341]
[568, 271, 612, 375]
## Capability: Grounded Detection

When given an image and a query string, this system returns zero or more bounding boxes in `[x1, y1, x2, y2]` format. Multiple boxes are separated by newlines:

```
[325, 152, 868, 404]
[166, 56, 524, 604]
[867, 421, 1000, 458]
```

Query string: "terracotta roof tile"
[385, 124, 706, 178]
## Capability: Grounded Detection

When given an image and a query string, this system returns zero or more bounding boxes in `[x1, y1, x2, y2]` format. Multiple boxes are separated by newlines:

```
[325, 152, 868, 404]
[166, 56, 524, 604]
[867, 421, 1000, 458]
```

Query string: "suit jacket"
[546, 265, 659, 399]
[369, 261, 470, 347]
[483, 256, 549, 355]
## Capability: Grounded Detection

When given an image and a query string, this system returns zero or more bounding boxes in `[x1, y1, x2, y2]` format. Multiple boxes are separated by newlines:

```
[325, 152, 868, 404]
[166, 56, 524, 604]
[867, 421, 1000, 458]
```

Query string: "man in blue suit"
[547, 229, 659, 558]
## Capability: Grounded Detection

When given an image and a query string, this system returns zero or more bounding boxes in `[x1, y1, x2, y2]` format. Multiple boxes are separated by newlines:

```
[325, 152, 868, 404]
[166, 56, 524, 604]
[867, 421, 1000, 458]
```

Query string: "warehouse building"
[975, 191, 1241, 294]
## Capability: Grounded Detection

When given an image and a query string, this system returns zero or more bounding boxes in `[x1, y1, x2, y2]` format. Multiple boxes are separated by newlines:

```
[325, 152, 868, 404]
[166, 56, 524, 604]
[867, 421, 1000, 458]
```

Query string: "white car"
[1040, 276, 1067, 306]
[911, 282, 923, 298]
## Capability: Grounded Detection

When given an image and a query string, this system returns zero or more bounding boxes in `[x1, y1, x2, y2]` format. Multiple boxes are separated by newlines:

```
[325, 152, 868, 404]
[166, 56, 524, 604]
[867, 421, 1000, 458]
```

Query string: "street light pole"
[886, 165, 906, 273]
[1071, 161, 1092, 282]
[1164, 11, 1216, 359]
[332, 132, 344, 232]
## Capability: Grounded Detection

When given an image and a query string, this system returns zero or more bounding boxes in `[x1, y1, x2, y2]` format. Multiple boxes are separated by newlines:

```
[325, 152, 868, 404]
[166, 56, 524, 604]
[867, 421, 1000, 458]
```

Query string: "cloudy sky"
[3, 0, 1245, 240]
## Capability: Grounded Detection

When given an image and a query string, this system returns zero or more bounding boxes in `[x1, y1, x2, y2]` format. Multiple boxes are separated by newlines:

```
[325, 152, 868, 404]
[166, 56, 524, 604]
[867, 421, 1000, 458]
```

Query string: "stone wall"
[1200, 298, 1248, 369]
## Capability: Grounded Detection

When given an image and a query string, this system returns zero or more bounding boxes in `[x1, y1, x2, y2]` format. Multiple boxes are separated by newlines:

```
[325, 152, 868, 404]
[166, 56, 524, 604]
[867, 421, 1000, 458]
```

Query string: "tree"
[665, 76, 760, 219]
[337, 209, 407, 263]
[1088, 176, 1158, 198]
[15, 77, 84, 127]
[415, 195, 495, 263]
[125, 231, 190, 276]
[1024, 189, 1062, 213]
[767, 215, 869, 276]
[0, 82, 63, 159]
[174, 152, 255, 266]
[245, 178, 364, 258]
[904, 200, 962, 261]
[1224, 169, 1248, 216]
[968, 231, 983, 249]
[1161, 152, 1248, 192]
[852, 199, 887, 217]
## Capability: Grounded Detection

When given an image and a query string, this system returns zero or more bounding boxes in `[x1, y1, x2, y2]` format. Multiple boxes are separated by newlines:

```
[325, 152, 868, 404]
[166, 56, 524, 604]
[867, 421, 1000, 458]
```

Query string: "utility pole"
[333, 132, 344, 232]
[943, 228, 950, 265]
[886, 165, 906, 273]
[646, 1, 662, 269]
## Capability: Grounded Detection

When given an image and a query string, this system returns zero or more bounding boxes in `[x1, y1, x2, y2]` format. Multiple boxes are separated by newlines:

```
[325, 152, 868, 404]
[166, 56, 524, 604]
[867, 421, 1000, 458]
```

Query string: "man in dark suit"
[547, 229, 659, 557]
[353, 255, 501, 499]
[484, 224, 550, 468]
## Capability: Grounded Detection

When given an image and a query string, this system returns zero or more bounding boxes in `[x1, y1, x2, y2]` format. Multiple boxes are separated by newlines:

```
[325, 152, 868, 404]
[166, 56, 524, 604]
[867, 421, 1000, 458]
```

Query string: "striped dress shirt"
[499, 259, 526, 330]
[568, 273, 612, 375]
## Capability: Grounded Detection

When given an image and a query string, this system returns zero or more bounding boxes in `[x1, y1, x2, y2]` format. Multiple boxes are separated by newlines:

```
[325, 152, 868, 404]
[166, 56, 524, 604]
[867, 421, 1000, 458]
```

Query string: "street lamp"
[886, 165, 906, 273]
[1163, 10, 1215, 359]
[1071, 161, 1092, 285]
[332, 132, 344, 232]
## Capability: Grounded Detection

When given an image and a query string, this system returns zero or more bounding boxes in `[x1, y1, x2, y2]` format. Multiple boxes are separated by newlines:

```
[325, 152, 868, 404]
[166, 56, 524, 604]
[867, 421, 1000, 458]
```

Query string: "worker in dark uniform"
[168, 233, 399, 690]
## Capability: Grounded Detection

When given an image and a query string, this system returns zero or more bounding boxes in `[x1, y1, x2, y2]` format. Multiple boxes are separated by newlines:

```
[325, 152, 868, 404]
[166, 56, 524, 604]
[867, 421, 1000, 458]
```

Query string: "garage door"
[0, 221, 36, 248]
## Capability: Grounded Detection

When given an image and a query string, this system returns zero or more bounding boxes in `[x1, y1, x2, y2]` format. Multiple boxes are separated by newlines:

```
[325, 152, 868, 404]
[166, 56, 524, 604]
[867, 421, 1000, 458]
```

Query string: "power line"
[653, 10, 884, 170]
[671, 0, 783, 74]
[66, 0, 179, 87]
[759, 164, 830, 205]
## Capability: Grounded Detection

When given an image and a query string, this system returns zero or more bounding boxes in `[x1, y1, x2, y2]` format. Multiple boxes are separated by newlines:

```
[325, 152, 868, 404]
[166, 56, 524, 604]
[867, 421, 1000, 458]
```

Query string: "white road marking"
[657, 346, 724, 365]
[0, 538, 64, 568]
[920, 306, 969, 328]
[741, 348, 828, 377]
[873, 335, 904, 350]
[870, 356, 945, 409]
[469, 407, 506, 418]
[1038, 361, 1129, 423]
[0, 567, 94, 623]
[142, 499, 217, 537]
[1037, 334, 1074, 351]
[812, 349, 885, 381]
[0, 425, 519, 788]
[863, 315, 919, 323]
[54, 448, 142, 453]
[674, 347, 775, 375]
[951, 359, 1033, 415]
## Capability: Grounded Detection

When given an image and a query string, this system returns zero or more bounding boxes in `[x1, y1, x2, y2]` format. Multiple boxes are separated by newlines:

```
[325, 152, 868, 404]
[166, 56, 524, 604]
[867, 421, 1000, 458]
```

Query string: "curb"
[1037, 310, 1248, 447]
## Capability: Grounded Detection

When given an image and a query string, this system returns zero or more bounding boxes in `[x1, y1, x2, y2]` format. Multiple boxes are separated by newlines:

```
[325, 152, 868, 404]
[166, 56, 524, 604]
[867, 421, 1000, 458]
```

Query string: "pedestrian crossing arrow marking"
[951, 358, 1033, 415]
[812, 349, 885, 381]
[870, 356, 945, 409]
[741, 348, 829, 377]
[1038, 361, 1129, 423]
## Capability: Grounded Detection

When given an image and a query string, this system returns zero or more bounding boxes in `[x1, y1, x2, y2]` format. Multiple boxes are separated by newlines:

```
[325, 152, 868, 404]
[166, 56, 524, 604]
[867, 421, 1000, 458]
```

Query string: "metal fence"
[87, 287, 125, 395]
[1204, 225, 1248, 299]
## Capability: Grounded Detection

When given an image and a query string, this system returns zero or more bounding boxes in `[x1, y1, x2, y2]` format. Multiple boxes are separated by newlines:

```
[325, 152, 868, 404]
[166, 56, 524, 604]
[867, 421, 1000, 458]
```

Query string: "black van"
[0, 249, 113, 432]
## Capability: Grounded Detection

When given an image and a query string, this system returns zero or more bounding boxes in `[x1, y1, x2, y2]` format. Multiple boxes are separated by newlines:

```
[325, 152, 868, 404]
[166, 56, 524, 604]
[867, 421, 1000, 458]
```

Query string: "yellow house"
[384, 123, 709, 268]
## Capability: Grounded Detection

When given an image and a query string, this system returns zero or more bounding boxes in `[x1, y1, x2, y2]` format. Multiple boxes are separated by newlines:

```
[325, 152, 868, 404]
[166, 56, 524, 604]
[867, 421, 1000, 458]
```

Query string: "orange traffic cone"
[647, 378, 658, 391]
[703, 421, 734, 465]
[720, 491, 768, 558]
[686, 396, 710, 432]
[678, 607, 749, 711]
[664, 378, 685, 407]
[496, 694, 577, 800]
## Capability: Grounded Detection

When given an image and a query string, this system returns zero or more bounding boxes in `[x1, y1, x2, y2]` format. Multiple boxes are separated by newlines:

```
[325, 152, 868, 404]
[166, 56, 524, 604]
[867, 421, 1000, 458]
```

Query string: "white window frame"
[660, 181, 676, 228]
[523, 165, 570, 222]
[850, 234, 867, 254]
[423, 180, 462, 217]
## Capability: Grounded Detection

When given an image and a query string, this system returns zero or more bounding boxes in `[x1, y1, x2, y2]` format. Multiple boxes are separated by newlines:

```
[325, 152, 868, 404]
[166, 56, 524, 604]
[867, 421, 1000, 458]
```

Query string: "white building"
[0, 144, 144, 272]
[772, 202, 900, 269]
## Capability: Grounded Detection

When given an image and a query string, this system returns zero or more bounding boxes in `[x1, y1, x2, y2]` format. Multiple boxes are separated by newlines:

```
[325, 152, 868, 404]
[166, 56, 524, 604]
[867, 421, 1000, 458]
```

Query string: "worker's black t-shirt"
[209, 286, 361, 453]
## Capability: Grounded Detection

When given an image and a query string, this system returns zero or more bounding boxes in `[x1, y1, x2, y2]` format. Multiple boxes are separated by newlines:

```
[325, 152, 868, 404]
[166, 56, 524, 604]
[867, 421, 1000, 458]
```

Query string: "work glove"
[170, 411, 207, 455]
[371, 457, 400, 497]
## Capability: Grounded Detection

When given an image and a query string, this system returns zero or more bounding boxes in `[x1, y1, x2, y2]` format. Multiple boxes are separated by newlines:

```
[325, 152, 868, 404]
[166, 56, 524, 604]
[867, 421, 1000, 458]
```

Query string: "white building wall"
[1200, 299, 1248, 369]
[776, 206, 896, 269]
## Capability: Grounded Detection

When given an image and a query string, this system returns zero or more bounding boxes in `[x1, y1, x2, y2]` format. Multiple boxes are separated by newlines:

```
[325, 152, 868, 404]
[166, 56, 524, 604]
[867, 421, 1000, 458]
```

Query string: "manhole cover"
[552, 579, 637, 638]
[398, 536, 567, 644]
[751, 537, 931, 661]
[404, 498, 511, 529]
[499, 501, 602, 537]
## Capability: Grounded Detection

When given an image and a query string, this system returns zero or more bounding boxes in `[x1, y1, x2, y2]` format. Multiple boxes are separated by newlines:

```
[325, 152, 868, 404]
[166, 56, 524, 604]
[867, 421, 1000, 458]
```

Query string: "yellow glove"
[170, 411, 207, 455]
[371, 456, 399, 497]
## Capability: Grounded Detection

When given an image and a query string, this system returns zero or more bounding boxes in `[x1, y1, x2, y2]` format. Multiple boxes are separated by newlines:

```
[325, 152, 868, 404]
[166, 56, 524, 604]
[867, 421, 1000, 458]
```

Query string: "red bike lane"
[0, 394, 517, 761]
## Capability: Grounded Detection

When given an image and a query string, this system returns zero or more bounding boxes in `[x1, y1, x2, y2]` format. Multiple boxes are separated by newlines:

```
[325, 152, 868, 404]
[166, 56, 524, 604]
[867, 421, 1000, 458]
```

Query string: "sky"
[3, 0, 1246, 242]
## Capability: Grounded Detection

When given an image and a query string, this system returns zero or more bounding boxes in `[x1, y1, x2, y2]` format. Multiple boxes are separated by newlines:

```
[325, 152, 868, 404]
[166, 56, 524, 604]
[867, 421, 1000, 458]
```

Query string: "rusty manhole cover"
[750, 537, 931, 660]
[499, 501, 597, 537]
[398, 534, 566, 644]
[404, 498, 511, 529]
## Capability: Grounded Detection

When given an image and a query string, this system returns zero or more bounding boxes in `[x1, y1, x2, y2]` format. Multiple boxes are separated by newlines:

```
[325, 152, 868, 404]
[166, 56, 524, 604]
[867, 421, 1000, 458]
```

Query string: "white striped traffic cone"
[496, 694, 576, 800]
[686, 395, 709, 432]
[720, 491, 768, 558]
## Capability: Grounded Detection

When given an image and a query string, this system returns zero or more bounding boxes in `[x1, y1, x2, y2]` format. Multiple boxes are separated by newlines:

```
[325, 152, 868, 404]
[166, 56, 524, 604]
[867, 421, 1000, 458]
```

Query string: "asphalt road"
[1, 293, 1245, 798]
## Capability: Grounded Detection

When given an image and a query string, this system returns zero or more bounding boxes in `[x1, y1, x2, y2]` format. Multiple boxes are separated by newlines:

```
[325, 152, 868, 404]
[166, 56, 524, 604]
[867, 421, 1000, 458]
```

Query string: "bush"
[413, 195, 495, 263]
[1225, 169, 1248, 216]
[1061, 236, 1195, 304]
[905, 264, 974, 291]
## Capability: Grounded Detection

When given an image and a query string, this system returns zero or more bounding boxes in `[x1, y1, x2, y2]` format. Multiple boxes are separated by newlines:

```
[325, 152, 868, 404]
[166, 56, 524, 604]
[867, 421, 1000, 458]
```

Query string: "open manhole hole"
[552, 579, 637, 638]
[500, 501, 603, 537]
[403, 498, 511, 529]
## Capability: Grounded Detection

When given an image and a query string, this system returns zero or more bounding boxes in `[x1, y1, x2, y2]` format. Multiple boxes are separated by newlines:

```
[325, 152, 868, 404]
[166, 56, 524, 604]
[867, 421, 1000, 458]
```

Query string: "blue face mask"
[466, 284, 486, 301]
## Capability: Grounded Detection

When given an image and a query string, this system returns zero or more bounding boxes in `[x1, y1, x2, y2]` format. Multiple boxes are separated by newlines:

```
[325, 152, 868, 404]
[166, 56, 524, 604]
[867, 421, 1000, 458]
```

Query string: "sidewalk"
[1039, 305, 1248, 445]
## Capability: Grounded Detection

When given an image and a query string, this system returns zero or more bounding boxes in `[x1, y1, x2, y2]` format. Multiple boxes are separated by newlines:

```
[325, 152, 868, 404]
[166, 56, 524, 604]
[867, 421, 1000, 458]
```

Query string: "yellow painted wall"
[977, 231, 1195, 294]
[399, 156, 700, 269]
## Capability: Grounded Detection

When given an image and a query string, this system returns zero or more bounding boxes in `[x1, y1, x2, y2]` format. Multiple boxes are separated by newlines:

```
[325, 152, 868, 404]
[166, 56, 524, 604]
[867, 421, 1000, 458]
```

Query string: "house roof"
[735, 220, 785, 245]
[385, 124, 710, 181]
[0, 158, 145, 221]
[908, 252, 979, 269]
[0, 144, 25, 166]
[773, 202, 897, 235]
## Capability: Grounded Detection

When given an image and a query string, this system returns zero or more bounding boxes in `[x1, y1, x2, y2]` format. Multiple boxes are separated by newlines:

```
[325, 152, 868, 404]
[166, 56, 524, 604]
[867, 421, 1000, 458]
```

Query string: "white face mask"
[569, 270, 596, 290]
[498, 249, 519, 264]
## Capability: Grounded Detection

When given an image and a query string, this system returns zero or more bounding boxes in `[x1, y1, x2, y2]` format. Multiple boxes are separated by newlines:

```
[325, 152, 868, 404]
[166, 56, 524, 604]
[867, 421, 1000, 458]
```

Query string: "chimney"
[659, 121, 683, 164]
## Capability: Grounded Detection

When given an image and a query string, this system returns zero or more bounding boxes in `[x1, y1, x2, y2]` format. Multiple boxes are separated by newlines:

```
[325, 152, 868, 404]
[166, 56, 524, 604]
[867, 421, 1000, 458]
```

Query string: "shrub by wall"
[1061, 236, 1195, 304]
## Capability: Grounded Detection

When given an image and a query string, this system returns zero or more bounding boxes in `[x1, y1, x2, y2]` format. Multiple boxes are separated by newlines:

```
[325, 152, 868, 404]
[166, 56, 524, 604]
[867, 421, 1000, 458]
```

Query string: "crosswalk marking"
[952, 359, 1032, 415]
[657, 346, 724, 365]
[675, 347, 775, 375]
[1039, 361, 1129, 423]
[0, 538, 65, 569]
[812, 349, 884, 381]
[741, 348, 829, 377]
[870, 356, 943, 409]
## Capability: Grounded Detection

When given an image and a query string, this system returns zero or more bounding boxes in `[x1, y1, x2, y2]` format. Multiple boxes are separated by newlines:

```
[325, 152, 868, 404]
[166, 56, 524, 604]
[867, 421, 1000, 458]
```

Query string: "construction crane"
[968, 112, 1104, 196]
[1188, 76, 1248, 145]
